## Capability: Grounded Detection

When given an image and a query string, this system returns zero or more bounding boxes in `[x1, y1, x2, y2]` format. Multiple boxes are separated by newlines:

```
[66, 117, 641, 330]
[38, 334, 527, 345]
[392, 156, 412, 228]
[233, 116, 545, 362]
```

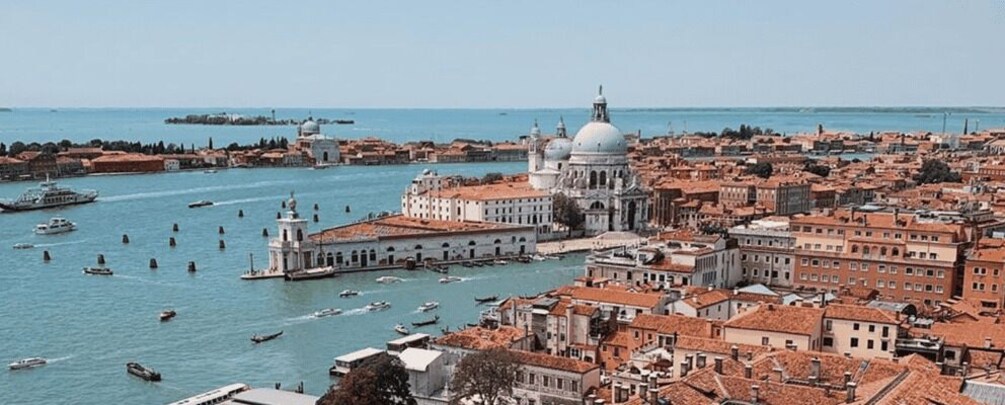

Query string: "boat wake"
[342, 308, 369, 316]
[34, 239, 89, 248]
[99, 179, 307, 203]
[47, 355, 74, 364]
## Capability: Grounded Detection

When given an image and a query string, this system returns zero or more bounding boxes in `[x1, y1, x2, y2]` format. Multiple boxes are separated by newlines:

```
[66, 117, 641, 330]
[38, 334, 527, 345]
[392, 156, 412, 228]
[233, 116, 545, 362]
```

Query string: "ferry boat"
[375, 276, 403, 284]
[12, 243, 34, 250]
[83, 266, 113, 276]
[159, 310, 177, 322]
[34, 217, 76, 235]
[188, 200, 214, 208]
[417, 301, 439, 312]
[439, 276, 462, 284]
[0, 177, 98, 212]
[9, 357, 46, 370]
[365, 301, 390, 311]
[312, 308, 342, 318]
[126, 362, 162, 381]
[166, 383, 251, 405]
[394, 324, 410, 335]
[339, 289, 360, 298]
[251, 330, 283, 343]
[284, 266, 336, 281]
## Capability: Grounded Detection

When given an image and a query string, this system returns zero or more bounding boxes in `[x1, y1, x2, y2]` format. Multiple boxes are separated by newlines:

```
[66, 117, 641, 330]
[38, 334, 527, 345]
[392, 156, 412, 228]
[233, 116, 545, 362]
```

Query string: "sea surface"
[1, 107, 1004, 147]
[0, 162, 590, 404]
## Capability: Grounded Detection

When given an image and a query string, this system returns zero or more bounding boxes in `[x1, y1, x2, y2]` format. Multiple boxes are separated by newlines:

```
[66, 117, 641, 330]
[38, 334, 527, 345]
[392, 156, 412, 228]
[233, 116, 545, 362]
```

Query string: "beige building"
[731, 218, 796, 287]
[722, 303, 824, 351]
[821, 304, 900, 359]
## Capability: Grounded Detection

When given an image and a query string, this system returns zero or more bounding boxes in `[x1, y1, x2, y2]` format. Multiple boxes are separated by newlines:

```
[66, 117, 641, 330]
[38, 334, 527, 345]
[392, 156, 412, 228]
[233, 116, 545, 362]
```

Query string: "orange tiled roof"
[432, 326, 526, 351]
[510, 350, 599, 374]
[724, 304, 823, 336]
[824, 304, 900, 325]
[309, 215, 527, 243]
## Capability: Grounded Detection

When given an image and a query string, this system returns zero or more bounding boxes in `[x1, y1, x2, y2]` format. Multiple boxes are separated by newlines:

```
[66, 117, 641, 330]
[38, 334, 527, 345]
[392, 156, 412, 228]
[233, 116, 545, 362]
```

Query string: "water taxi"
[365, 301, 390, 311]
[83, 266, 113, 276]
[312, 308, 342, 318]
[34, 217, 76, 235]
[188, 200, 214, 208]
[12, 243, 34, 249]
[126, 362, 162, 381]
[159, 310, 177, 322]
[394, 324, 410, 335]
[0, 177, 98, 212]
[339, 289, 360, 298]
[417, 301, 439, 312]
[439, 276, 462, 284]
[375, 276, 403, 284]
[9, 357, 46, 370]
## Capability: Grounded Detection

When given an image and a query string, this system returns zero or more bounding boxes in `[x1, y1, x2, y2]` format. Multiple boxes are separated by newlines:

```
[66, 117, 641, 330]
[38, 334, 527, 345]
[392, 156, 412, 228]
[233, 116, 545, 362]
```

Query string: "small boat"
[34, 217, 76, 235]
[376, 276, 403, 284]
[394, 324, 410, 335]
[126, 362, 162, 381]
[188, 200, 214, 208]
[461, 261, 474, 268]
[8, 357, 46, 370]
[412, 315, 440, 327]
[312, 308, 342, 318]
[439, 276, 462, 284]
[474, 295, 498, 304]
[515, 256, 532, 264]
[83, 266, 113, 276]
[12, 243, 34, 250]
[493, 259, 508, 265]
[428, 264, 449, 274]
[251, 330, 283, 343]
[339, 289, 360, 298]
[418, 301, 440, 312]
[334, 119, 355, 125]
[365, 301, 391, 311]
[203, 169, 217, 174]
[532, 254, 547, 262]
[284, 266, 336, 281]
[472, 261, 485, 267]
[159, 310, 176, 322]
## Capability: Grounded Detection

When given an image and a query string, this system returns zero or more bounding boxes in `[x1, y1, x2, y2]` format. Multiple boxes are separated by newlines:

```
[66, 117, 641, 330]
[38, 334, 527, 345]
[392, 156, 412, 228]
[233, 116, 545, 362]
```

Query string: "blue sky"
[0, 1, 1002, 108]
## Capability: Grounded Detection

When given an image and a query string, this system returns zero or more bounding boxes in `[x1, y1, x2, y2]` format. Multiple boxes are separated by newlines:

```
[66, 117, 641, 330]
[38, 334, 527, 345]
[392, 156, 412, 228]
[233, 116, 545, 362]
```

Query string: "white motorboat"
[34, 217, 76, 235]
[83, 266, 113, 276]
[203, 169, 217, 174]
[418, 301, 440, 312]
[0, 176, 98, 211]
[312, 308, 342, 318]
[376, 276, 403, 284]
[339, 289, 360, 298]
[365, 301, 391, 311]
[12, 243, 34, 250]
[439, 276, 462, 284]
[532, 255, 547, 262]
[9, 357, 46, 370]
[493, 259, 509, 265]
[394, 324, 410, 335]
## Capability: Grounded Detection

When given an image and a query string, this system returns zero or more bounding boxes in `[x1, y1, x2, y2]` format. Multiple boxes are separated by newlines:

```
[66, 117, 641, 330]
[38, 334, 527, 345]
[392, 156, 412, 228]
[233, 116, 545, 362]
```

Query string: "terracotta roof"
[91, 153, 164, 162]
[824, 304, 900, 325]
[309, 215, 528, 243]
[674, 335, 772, 358]
[432, 326, 526, 351]
[426, 180, 549, 201]
[724, 304, 823, 336]
[563, 286, 664, 309]
[629, 314, 719, 338]
[510, 350, 599, 374]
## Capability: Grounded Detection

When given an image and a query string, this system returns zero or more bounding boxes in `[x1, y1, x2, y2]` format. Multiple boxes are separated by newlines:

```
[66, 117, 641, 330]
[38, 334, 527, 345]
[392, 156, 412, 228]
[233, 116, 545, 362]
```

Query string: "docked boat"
[461, 261, 474, 268]
[339, 289, 360, 298]
[83, 266, 113, 276]
[474, 295, 498, 304]
[284, 266, 336, 281]
[365, 301, 391, 311]
[493, 259, 508, 265]
[411, 315, 439, 327]
[439, 276, 462, 284]
[251, 330, 283, 343]
[159, 310, 176, 322]
[203, 169, 217, 174]
[34, 217, 76, 235]
[312, 308, 342, 318]
[532, 254, 547, 262]
[0, 177, 98, 212]
[9, 357, 46, 370]
[515, 256, 532, 264]
[12, 243, 34, 250]
[188, 200, 214, 208]
[394, 324, 410, 335]
[472, 261, 485, 267]
[126, 362, 162, 381]
[376, 276, 403, 284]
[417, 301, 440, 312]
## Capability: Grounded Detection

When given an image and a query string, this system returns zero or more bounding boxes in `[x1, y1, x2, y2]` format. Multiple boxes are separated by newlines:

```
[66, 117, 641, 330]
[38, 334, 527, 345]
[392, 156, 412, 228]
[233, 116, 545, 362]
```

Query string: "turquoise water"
[1, 107, 1003, 147]
[0, 162, 586, 404]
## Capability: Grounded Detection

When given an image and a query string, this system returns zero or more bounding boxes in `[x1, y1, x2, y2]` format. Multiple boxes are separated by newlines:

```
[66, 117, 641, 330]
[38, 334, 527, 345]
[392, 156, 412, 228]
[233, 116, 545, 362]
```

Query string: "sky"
[0, 1, 1002, 108]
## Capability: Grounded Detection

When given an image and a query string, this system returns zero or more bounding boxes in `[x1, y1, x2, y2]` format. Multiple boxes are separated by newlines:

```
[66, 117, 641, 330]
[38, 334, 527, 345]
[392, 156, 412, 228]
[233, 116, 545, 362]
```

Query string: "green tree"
[0, 142, 6, 156]
[9, 141, 26, 156]
[317, 355, 415, 405]
[449, 349, 523, 405]
[913, 160, 962, 184]
[803, 162, 831, 177]
[208, 137, 214, 150]
[481, 172, 504, 184]
[552, 193, 583, 237]
[745, 162, 773, 179]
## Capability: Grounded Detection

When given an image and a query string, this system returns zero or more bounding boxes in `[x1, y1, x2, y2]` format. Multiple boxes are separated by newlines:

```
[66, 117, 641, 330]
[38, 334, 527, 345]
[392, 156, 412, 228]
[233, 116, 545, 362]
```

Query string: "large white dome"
[572, 121, 626, 154]
[544, 137, 573, 161]
[300, 119, 320, 135]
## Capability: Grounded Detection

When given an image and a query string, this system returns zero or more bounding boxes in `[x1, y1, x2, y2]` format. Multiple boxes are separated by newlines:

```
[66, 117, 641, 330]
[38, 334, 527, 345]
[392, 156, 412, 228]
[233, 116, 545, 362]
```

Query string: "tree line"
[0, 136, 291, 158]
[692, 124, 778, 140]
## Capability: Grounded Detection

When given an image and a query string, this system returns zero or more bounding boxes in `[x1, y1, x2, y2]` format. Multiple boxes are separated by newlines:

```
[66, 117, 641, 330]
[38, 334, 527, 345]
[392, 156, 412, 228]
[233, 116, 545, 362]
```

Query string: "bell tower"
[528, 120, 543, 173]
[269, 191, 314, 273]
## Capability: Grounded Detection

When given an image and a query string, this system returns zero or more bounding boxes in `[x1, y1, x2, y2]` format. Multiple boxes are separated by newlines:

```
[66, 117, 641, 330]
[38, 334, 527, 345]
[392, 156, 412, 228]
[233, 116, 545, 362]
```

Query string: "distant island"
[165, 113, 353, 126]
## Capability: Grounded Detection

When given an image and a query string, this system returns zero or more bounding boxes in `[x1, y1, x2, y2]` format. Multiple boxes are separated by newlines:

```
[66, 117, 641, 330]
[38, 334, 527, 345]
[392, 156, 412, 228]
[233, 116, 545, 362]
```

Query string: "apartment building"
[722, 303, 824, 351]
[585, 231, 741, 289]
[730, 218, 796, 287]
[499, 296, 602, 361]
[511, 350, 602, 405]
[821, 304, 900, 359]
[790, 208, 969, 307]
[719, 177, 812, 216]
[963, 247, 1005, 311]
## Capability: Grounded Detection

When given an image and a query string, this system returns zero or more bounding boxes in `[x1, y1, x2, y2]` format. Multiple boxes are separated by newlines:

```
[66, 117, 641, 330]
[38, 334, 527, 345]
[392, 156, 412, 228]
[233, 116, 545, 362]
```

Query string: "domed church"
[295, 117, 340, 166]
[527, 87, 648, 235]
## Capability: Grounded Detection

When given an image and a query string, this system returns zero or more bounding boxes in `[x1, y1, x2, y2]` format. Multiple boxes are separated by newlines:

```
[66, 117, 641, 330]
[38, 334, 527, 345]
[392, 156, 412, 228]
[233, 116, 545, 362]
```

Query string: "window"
[761, 337, 770, 346]
[853, 323, 860, 331]
[881, 341, 889, 351]
[851, 337, 859, 348]
[543, 376, 550, 388]
[801, 258, 809, 266]
[889, 281, 897, 289]
[877, 280, 885, 288]
[867, 340, 874, 349]
[825, 320, 833, 331]
[868, 325, 875, 333]
[823, 337, 834, 347]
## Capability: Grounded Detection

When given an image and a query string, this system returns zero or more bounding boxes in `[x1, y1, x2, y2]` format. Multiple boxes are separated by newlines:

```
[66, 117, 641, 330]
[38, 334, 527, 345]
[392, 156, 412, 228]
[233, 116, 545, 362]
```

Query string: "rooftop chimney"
[773, 367, 785, 382]
[747, 351, 754, 361]
[639, 383, 649, 401]
[751, 385, 760, 404]
[730, 345, 739, 361]
[649, 388, 659, 405]
[744, 364, 753, 379]
[843, 371, 852, 387]
[985, 337, 993, 349]
[846, 381, 857, 403]
[714, 356, 724, 374]
[811, 357, 821, 381]
[696, 353, 707, 369]
[844, 351, 851, 359]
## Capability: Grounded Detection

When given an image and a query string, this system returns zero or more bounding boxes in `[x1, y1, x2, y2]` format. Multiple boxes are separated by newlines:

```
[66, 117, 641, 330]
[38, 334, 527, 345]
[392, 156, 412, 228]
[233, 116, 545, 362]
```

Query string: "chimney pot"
[846, 381, 858, 403]
[730, 345, 739, 361]
[714, 356, 724, 374]
[751, 385, 760, 404]
[811, 357, 821, 379]
[696, 353, 707, 369]
[744, 364, 753, 379]
[649, 388, 659, 405]
[773, 367, 784, 382]
[639, 383, 649, 400]
[843, 371, 852, 386]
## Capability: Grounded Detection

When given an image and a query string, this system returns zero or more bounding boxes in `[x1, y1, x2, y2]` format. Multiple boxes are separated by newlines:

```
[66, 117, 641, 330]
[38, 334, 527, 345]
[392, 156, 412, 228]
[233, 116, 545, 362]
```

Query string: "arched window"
[441, 242, 450, 248]
[296, 229, 303, 242]
[369, 249, 376, 261]
[851, 245, 859, 253]
[863, 246, 870, 255]
[519, 237, 526, 242]
[599, 171, 607, 186]
[468, 240, 477, 246]
[414, 244, 423, 250]
[282, 229, 288, 242]
[387, 246, 396, 252]
[589, 171, 598, 188]
[892, 247, 899, 256]
[336, 252, 343, 264]
[351, 250, 358, 263]
[880, 247, 887, 256]
[493, 239, 501, 244]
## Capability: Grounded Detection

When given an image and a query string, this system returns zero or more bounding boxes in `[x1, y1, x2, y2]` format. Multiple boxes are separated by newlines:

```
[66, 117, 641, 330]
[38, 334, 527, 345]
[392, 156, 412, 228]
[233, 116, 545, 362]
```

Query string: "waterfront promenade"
[537, 232, 647, 255]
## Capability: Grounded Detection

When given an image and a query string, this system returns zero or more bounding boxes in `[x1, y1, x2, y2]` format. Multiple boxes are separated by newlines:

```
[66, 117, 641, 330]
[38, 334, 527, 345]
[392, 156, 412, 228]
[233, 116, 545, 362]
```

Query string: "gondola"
[474, 295, 498, 304]
[251, 330, 283, 343]
[411, 315, 440, 327]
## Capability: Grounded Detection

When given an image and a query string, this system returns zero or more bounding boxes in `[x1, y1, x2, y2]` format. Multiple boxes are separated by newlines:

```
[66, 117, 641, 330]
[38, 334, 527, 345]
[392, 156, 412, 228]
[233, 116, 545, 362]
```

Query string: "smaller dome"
[530, 121, 541, 137]
[544, 137, 573, 161]
[594, 94, 607, 104]
[300, 119, 320, 135]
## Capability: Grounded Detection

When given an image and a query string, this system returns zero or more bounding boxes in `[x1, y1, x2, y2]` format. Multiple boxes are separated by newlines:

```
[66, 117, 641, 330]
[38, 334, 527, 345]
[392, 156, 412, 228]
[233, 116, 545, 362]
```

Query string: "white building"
[585, 231, 742, 289]
[267, 193, 316, 273]
[295, 118, 340, 165]
[730, 218, 796, 287]
[401, 170, 554, 240]
[527, 87, 649, 235]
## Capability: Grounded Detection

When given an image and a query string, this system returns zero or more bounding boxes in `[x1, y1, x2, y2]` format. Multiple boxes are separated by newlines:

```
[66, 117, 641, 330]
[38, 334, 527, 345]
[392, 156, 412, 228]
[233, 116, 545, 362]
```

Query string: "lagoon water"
[2, 107, 1004, 147]
[0, 162, 591, 404]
